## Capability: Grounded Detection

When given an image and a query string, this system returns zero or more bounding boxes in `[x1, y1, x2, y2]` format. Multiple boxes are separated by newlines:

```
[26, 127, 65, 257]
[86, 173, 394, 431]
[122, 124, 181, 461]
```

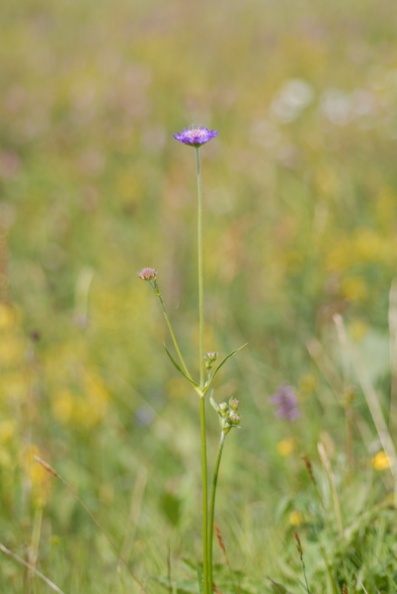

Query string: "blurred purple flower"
[270, 385, 299, 422]
[173, 127, 218, 147]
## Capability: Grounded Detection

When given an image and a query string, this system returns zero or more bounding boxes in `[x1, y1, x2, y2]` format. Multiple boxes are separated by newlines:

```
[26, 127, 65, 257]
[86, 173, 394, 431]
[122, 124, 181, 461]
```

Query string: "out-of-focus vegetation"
[1, 0, 397, 592]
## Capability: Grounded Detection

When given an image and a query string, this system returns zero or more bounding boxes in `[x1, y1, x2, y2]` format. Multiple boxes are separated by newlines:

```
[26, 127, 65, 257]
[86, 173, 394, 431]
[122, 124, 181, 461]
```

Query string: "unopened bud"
[228, 412, 241, 427]
[228, 398, 239, 411]
[218, 402, 229, 417]
[204, 351, 218, 370]
[137, 267, 157, 281]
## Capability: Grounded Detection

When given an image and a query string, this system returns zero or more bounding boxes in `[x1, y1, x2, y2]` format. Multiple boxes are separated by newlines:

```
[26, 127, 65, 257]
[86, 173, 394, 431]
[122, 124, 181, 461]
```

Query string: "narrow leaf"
[163, 344, 198, 387]
[197, 565, 203, 594]
[267, 578, 290, 594]
[211, 343, 247, 381]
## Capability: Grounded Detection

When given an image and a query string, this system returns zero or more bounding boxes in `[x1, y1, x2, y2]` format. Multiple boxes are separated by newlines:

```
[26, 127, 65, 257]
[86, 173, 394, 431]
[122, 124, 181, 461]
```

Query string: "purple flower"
[173, 127, 218, 147]
[270, 385, 300, 422]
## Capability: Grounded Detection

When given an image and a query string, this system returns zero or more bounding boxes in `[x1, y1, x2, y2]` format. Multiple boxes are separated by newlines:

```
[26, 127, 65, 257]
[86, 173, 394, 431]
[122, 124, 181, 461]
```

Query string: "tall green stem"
[196, 147, 205, 388]
[208, 432, 226, 593]
[200, 395, 209, 594]
[196, 146, 209, 593]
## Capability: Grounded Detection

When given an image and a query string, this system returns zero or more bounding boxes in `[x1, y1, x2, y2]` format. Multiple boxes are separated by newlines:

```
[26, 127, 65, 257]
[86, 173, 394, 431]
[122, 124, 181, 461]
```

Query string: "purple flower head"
[173, 126, 218, 148]
[270, 385, 300, 422]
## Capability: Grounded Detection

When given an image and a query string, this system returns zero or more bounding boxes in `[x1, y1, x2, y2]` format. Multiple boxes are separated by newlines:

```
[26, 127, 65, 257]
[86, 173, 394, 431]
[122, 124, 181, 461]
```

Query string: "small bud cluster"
[211, 396, 241, 435]
[204, 351, 218, 370]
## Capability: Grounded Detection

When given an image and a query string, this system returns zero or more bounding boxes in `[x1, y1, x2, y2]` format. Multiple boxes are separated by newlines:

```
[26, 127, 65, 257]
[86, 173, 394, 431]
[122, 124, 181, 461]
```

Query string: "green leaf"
[163, 344, 198, 387]
[160, 491, 182, 527]
[210, 343, 248, 382]
[267, 578, 289, 594]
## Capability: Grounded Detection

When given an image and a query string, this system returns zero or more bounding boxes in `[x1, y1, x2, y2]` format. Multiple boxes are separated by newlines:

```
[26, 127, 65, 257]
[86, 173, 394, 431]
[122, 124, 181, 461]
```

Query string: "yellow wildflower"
[22, 444, 53, 504]
[371, 451, 392, 471]
[0, 304, 17, 330]
[277, 438, 295, 457]
[289, 511, 304, 526]
[341, 276, 367, 302]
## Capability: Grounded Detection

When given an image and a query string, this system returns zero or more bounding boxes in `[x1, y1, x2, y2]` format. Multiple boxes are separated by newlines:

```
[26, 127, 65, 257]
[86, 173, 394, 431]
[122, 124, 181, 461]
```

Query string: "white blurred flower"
[320, 89, 352, 126]
[351, 89, 377, 117]
[320, 88, 377, 126]
[270, 79, 314, 123]
[249, 119, 298, 167]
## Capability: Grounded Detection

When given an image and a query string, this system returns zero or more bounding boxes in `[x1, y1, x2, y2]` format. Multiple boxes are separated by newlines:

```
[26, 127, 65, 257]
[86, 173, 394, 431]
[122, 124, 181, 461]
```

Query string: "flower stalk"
[194, 144, 211, 593]
[140, 126, 244, 594]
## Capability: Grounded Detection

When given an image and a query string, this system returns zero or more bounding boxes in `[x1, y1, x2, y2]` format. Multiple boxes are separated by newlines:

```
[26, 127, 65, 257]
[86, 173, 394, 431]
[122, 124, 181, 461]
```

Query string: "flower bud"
[228, 398, 239, 411]
[218, 402, 229, 417]
[228, 412, 241, 427]
[137, 267, 157, 281]
[204, 351, 218, 370]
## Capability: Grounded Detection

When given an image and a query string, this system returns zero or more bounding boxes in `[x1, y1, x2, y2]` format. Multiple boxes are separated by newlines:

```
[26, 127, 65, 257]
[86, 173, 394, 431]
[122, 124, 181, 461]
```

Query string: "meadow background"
[1, 0, 397, 592]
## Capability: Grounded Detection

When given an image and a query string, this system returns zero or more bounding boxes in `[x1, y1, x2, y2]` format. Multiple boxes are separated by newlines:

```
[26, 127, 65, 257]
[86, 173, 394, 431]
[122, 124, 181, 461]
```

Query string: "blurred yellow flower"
[22, 444, 53, 503]
[0, 304, 17, 330]
[341, 276, 367, 302]
[2, 373, 28, 400]
[371, 450, 392, 471]
[0, 447, 12, 468]
[354, 228, 384, 262]
[52, 389, 74, 424]
[0, 419, 16, 444]
[73, 399, 103, 428]
[375, 186, 396, 226]
[277, 438, 295, 457]
[83, 370, 109, 414]
[289, 511, 304, 526]
[326, 239, 351, 273]
[348, 319, 368, 341]
[299, 373, 316, 396]
[0, 336, 25, 367]
[51, 369, 109, 428]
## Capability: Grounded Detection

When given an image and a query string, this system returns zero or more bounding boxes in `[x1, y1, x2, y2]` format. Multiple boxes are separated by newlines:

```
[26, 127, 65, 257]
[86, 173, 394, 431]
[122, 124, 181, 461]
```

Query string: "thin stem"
[195, 146, 210, 593]
[196, 147, 205, 387]
[155, 289, 193, 381]
[27, 504, 43, 594]
[317, 442, 344, 540]
[0, 544, 65, 594]
[208, 431, 226, 593]
[200, 396, 209, 594]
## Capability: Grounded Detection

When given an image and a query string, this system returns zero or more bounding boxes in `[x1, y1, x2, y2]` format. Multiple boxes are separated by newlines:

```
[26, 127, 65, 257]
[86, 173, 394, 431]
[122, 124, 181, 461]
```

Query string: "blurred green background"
[1, 0, 397, 591]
